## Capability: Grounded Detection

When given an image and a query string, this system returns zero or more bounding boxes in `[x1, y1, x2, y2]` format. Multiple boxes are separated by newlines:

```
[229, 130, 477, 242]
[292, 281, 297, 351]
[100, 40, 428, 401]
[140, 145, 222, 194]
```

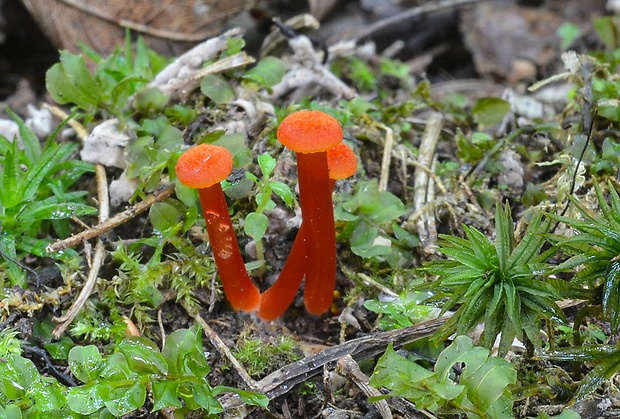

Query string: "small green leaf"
[29, 376, 66, 411]
[104, 380, 147, 417]
[456, 130, 485, 162]
[350, 222, 391, 258]
[0, 404, 22, 419]
[46, 50, 105, 109]
[269, 181, 293, 206]
[156, 124, 184, 151]
[573, 351, 620, 404]
[494, 204, 513, 272]
[557, 22, 581, 50]
[258, 153, 276, 177]
[18, 201, 97, 224]
[135, 86, 168, 115]
[149, 201, 182, 234]
[20, 142, 77, 202]
[162, 326, 209, 376]
[0, 355, 40, 400]
[67, 381, 109, 415]
[69, 345, 104, 383]
[1, 139, 21, 209]
[244, 212, 268, 241]
[603, 260, 620, 333]
[471, 97, 510, 128]
[242, 57, 285, 89]
[191, 383, 223, 413]
[118, 337, 168, 375]
[100, 352, 132, 381]
[371, 343, 434, 387]
[200, 74, 236, 105]
[5, 107, 41, 162]
[593, 16, 620, 50]
[366, 190, 406, 224]
[152, 379, 183, 411]
[44, 336, 74, 360]
[166, 104, 197, 125]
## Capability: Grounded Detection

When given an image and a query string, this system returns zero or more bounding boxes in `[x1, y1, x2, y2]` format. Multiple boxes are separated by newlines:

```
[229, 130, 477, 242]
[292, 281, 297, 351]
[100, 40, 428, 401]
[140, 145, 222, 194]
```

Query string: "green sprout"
[422, 204, 563, 356]
[0, 112, 96, 286]
[550, 180, 620, 334]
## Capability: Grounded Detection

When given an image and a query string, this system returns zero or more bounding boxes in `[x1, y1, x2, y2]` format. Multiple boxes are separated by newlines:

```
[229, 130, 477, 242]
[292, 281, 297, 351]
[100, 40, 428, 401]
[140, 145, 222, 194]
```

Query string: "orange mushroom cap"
[277, 110, 343, 153]
[176, 144, 233, 189]
[327, 143, 357, 180]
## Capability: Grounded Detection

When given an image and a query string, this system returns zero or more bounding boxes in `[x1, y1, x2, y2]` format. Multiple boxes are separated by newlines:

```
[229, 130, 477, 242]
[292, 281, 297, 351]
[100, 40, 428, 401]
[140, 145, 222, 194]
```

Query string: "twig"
[53, 164, 109, 338]
[396, 146, 410, 202]
[351, 0, 489, 42]
[406, 158, 448, 195]
[158, 309, 166, 348]
[43, 103, 89, 140]
[357, 273, 398, 298]
[378, 123, 394, 192]
[426, 157, 439, 242]
[149, 28, 246, 97]
[217, 316, 449, 411]
[336, 354, 392, 419]
[408, 112, 442, 247]
[21, 344, 78, 387]
[270, 29, 356, 100]
[182, 302, 258, 391]
[46, 184, 175, 253]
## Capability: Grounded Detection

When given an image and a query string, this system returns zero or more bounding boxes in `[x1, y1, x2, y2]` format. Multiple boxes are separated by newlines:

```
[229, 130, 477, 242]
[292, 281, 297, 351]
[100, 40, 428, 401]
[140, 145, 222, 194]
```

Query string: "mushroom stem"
[296, 152, 337, 315]
[197, 185, 261, 312]
[272, 110, 345, 317]
[258, 179, 338, 321]
[258, 226, 307, 320]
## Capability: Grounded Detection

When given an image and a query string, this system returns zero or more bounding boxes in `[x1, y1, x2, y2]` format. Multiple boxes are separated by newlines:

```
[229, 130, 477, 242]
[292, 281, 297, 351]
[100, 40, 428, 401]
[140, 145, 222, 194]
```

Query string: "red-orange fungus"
[176, 144, 260, 312]
[260, 119, 353, 319]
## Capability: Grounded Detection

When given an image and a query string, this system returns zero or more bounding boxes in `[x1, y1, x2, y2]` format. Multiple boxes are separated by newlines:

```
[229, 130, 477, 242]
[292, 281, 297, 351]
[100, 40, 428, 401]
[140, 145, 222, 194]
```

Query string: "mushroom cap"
[176, 144, 233, 189]
[277, 110, 343, 154]
[327, 143, 357, 180]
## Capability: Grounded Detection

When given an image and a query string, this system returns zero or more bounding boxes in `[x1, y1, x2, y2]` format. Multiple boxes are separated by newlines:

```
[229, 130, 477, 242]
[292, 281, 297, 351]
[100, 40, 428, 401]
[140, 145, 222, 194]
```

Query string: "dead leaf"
[19, 0, 256, 56]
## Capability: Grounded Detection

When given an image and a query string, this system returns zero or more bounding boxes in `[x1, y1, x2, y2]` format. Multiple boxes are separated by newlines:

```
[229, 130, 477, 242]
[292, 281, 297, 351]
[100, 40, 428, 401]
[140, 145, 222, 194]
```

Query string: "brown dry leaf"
[19, 0, 256, 56]
[461, 3, 565, 83]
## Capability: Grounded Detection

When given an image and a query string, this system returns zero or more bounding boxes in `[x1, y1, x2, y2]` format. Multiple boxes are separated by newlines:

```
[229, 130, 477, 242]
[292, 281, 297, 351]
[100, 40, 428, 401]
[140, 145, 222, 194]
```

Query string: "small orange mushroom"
[176, 144, 260, 312]
[269, 112, 347, 316]
[258, 143, 357, 320]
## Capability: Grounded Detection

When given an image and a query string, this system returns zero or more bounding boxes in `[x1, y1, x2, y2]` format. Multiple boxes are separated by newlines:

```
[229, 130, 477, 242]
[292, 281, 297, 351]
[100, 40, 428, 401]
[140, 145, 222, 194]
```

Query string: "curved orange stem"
[198, 185, 260, 312]
[258, 229, 307, 320]
[258, 179, 338, 320]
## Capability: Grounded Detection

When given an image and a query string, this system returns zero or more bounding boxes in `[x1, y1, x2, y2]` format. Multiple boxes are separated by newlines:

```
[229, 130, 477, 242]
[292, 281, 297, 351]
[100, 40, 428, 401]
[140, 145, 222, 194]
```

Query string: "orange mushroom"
[274, 111, 344, 315]
[258, 143, 357, 320]
[176, 144, 260, 312]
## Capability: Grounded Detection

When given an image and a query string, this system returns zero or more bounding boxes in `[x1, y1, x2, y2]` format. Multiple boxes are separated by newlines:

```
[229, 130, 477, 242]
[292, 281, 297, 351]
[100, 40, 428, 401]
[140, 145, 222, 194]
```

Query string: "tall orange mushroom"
[176, 144, 260, 312]
[259, 143, 357, 320]
[275, 110, 344, 315]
